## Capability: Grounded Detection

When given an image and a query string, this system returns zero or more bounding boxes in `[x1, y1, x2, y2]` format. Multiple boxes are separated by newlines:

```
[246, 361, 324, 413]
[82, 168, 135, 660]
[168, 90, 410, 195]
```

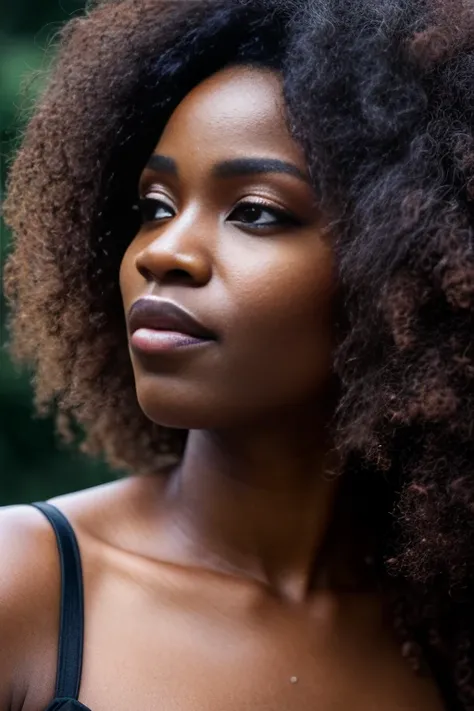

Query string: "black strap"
[32, 502, 85, 701]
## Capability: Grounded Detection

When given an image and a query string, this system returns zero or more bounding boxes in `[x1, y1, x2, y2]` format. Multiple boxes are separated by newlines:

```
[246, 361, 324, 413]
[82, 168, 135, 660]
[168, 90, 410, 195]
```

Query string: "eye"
[138, 197, 175, 224]
[227, 201, 301, 230]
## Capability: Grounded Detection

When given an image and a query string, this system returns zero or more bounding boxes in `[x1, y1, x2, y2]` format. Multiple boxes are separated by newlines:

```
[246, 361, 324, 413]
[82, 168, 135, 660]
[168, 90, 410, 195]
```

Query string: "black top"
[31, 501, 460, 711]
[32, 502, 91, 711]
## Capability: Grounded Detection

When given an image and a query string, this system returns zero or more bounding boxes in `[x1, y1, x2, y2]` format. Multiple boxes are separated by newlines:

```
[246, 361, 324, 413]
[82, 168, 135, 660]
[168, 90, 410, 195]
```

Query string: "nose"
[134, 220, 212, 286]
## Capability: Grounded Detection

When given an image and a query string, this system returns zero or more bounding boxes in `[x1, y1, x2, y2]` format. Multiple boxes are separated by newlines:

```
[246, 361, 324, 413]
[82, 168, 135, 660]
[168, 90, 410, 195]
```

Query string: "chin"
[140, 403, 213, 430]
[135, 385, 267, 431]
[134, 378, 220, 430]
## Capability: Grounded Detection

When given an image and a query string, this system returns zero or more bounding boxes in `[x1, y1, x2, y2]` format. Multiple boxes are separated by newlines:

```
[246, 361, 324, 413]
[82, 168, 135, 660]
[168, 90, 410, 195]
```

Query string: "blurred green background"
[1, 0, 117, 505]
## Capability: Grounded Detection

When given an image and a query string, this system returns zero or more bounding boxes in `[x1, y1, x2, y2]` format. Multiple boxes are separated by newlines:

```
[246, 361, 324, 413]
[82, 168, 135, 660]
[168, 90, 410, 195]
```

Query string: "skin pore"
[0, 65, 445, 711]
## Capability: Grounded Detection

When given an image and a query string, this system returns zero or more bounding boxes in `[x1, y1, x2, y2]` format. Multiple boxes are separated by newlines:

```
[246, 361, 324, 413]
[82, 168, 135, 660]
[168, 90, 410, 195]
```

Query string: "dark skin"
[0, 66, 444, 711]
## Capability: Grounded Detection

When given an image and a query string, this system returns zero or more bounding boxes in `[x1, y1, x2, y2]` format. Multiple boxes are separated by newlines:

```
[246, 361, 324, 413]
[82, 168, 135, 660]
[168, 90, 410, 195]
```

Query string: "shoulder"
[0, 477, 170, 707]
[0, 503, 61, 630]
[0, 474, 171, 619]
[0, 504, 61, 708]
[0, 482, 130, 709]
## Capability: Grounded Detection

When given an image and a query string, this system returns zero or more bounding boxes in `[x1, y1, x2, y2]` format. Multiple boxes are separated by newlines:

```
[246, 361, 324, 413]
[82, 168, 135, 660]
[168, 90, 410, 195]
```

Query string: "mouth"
[127, 297, 215, 354]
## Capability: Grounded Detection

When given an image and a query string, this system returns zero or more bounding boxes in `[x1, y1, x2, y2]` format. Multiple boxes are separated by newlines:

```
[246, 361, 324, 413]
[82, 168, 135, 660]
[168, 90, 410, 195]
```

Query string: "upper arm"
[0, 505, 60, 711]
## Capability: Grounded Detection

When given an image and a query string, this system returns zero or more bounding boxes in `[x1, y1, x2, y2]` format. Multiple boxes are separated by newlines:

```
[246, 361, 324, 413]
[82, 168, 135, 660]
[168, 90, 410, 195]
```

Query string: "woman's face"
[120, 65, 337, 430]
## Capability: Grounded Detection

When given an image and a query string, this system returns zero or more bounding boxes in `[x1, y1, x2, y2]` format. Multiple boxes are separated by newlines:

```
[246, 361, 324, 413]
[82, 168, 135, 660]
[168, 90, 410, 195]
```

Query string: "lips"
[127, 298, 215, 340]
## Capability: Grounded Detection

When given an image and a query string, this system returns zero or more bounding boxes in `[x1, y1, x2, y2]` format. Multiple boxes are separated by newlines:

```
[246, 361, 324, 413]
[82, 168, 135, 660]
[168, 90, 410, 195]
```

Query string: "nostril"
[163, 268, 194, 283]
[169, 268, 191, 279]
[136, 264, 153, 281]
[138, 264, 193, 283]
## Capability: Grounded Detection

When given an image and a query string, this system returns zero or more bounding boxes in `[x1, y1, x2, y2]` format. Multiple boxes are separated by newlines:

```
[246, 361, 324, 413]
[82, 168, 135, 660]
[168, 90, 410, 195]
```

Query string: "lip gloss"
[130, 328, 211, 354]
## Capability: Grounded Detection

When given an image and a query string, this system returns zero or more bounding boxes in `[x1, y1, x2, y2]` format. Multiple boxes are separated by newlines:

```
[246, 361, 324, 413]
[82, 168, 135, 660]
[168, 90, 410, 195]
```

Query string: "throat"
[154, 456, 379, 602]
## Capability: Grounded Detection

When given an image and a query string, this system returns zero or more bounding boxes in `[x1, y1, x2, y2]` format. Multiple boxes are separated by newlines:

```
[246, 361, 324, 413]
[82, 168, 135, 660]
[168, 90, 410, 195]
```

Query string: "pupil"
[243, 206, 261, 222]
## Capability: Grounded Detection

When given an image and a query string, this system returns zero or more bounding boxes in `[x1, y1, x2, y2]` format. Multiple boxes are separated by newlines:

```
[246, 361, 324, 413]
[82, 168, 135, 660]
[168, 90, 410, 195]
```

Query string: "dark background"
[1, 0, 117, 505]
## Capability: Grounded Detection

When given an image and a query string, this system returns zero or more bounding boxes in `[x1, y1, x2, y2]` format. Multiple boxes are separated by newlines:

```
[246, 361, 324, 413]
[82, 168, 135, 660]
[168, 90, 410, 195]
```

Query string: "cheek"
[224, 247, 337, 400]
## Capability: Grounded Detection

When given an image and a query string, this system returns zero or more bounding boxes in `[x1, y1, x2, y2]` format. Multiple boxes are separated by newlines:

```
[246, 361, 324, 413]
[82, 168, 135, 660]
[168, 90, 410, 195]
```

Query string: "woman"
[2, 0, 474, 708]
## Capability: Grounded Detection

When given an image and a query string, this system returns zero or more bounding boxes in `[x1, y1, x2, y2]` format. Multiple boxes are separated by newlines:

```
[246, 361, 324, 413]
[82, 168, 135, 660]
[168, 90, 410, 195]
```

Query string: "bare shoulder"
[48, 475, 171, 549]
[0, 480, 131, 641]
[0, 502, 61, 632]
[0, 479, 137, 709]
[0, 504, 61, 708]
[0, 476, 169, 709]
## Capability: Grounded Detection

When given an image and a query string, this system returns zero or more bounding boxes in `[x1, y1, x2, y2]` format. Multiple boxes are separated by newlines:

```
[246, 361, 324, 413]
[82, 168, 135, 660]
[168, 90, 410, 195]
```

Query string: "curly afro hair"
[3, 0, 474, 706]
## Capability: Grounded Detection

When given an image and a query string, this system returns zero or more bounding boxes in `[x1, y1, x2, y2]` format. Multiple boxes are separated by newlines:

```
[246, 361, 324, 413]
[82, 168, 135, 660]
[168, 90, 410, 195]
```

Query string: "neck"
[150, 406, 375, 602]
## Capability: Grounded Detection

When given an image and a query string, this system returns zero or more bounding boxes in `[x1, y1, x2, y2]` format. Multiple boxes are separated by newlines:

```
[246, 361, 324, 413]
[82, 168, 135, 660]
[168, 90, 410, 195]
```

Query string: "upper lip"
[128, 298, 215, 340]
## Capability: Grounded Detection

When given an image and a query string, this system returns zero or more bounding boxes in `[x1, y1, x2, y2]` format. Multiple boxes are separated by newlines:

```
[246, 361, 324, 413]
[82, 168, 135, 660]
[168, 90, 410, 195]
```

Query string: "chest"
[73, 593, 445, 711]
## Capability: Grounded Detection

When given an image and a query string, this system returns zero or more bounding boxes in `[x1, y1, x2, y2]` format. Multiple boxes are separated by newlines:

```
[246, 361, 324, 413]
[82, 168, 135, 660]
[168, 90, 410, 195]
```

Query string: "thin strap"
[32, 502, 85, 701]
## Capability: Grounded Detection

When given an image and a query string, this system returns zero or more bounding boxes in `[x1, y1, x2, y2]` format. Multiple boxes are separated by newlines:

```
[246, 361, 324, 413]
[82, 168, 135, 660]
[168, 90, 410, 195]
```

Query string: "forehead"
[155, 66, 304, 162]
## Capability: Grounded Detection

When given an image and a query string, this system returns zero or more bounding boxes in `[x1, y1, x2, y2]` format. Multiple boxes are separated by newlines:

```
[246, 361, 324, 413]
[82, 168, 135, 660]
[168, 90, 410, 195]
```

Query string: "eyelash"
[137, 196, 301, 230]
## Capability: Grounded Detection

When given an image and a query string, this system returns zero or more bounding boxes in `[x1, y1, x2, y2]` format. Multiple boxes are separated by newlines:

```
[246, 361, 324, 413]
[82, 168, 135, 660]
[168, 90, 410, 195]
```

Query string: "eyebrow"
[144, 154, 310, 184]
[145, 154, 177, 175]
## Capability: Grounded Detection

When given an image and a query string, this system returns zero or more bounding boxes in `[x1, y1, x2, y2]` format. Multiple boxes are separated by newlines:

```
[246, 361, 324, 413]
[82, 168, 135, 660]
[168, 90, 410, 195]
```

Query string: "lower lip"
[130, 328, 212, 353]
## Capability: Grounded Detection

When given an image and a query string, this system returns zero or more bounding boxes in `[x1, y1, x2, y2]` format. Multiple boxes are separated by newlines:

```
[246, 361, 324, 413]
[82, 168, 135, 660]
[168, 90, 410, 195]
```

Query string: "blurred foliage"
[1, 0, 117, 505]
